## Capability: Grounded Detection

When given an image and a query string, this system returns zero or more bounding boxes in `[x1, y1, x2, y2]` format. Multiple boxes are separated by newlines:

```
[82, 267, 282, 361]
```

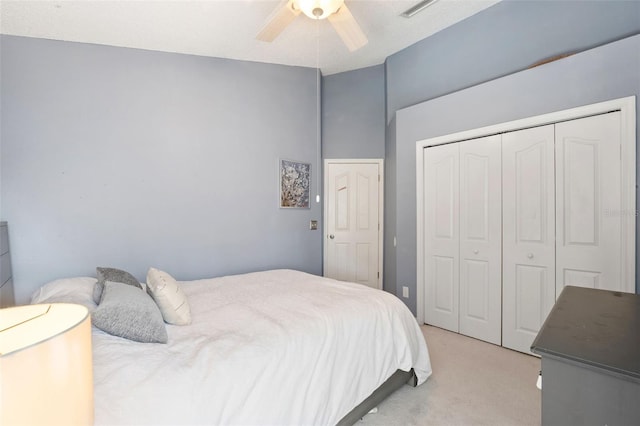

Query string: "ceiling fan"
[257, 0, 368, 52]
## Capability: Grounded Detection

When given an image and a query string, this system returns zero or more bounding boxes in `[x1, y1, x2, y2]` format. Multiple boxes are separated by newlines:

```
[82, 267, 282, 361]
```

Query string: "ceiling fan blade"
[328, 4, 368, 52]
[256, 0, 301, 42]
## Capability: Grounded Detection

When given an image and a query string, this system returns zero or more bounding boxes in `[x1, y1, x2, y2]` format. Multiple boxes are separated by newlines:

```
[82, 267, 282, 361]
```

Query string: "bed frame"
[337, 369, 417, 425]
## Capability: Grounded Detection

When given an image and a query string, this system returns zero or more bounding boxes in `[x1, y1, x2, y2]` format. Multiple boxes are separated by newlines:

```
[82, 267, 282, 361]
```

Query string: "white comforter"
[70, 270, 431, 425]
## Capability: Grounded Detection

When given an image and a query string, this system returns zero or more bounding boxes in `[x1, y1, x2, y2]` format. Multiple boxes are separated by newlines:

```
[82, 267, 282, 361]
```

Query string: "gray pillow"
[93, 267, 142, 304]
[92, 281, 168, 343]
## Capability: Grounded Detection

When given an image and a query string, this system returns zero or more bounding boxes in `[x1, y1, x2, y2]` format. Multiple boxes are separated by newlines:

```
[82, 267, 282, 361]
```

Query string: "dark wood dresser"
[531, 285, 640, 425]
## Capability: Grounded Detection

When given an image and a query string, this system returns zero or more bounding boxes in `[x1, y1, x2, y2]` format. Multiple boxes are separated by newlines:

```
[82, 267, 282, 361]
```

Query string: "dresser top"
[531, 286, 640, 380]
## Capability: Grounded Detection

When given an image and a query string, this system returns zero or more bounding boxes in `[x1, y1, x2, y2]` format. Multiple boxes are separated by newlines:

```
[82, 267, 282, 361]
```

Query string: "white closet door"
[459, 136, 502, 345]
[424, 143, 460, 332]
[502, 125, 556, 354]
[555, 112, 622, 293]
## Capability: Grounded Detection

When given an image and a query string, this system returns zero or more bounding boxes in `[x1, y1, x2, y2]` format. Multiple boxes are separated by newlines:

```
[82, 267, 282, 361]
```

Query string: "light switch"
[310, 220, 318, 230]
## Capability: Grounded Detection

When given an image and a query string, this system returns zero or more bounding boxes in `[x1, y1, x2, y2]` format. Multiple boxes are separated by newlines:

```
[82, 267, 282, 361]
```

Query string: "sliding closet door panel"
[424, 143, 459, 332]
[459, 135, 502, 345]
[502, 125, 556, 354]
[555, 112, 623, 294]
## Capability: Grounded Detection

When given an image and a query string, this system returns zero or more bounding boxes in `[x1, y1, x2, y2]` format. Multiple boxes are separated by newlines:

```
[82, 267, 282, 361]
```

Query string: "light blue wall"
[386, 0, 640, 124]
[385, 0, 640, 312]
[3, 1, 640, 307]
[395, 35, 640, 313]
[322, 64, 385, 159]
[1, 35, 322, 304]
[383, 114, 396, 294]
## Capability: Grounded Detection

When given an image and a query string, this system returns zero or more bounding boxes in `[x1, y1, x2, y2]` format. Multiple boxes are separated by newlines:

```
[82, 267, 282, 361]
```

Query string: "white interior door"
[555, 112, 622, 293]
[324, 160, 382, 289]
[423, 143, 460, 333]
[459, 136, 502, 345]
[502, 125, 556, 354]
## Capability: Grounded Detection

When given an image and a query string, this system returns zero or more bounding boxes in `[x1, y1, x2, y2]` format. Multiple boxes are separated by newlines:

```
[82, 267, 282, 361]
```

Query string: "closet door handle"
[473, 249, 479, 254]
[329, 234, 335, 239]
[527, 253, 534, 259]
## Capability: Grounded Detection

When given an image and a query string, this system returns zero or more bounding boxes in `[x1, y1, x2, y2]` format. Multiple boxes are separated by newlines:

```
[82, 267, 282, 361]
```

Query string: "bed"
[31, 268, 432, 425]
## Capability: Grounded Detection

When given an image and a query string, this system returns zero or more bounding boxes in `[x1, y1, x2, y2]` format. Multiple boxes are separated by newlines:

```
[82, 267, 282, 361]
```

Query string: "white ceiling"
[0, 0, 500, 75]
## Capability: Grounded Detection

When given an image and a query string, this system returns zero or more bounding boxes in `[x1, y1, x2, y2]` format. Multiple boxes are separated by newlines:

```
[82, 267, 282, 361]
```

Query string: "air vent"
[400, 0, 439, 18]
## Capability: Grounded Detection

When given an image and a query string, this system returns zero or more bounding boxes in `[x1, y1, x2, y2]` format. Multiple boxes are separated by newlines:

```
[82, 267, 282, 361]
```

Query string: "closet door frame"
[416, 96, 636, 326]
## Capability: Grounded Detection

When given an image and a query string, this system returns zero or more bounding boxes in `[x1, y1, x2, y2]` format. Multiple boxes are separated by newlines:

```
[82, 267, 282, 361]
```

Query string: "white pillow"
[31, 277, 98, 310]
[145, 268, 191, 325]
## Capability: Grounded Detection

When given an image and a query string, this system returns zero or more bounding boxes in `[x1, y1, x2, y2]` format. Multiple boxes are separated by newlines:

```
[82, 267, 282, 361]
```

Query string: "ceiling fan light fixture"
[296, 0, 344, 20]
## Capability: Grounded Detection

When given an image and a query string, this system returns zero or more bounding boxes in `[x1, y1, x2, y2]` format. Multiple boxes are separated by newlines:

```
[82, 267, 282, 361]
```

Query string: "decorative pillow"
[93, 267, 142, 304]
[31, 277, 98, 310]
[92, 281, 168, 343]
[146, 268, 191, 325]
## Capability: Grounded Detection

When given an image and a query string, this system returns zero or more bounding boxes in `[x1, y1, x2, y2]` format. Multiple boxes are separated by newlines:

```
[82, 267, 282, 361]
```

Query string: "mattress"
[32, 269, 432, 425]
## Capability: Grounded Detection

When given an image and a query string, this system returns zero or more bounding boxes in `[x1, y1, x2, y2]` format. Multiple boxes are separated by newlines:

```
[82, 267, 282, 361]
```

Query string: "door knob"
[527, 253, 534, 259]
[473, 249, 479, 254]
[329, 234, 335, 239]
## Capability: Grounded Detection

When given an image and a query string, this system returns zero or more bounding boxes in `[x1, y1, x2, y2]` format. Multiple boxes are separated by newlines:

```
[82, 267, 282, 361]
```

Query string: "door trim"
[324, 159, 384, 289]
[416, 96, 636, 325]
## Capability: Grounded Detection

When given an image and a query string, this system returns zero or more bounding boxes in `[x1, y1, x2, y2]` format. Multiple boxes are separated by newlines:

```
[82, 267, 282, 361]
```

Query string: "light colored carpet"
[359, 325, 541, 426]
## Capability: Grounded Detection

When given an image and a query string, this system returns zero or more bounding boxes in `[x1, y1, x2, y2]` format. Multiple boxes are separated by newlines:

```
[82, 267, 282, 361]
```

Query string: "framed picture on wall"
[279, 159, 310, 209]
